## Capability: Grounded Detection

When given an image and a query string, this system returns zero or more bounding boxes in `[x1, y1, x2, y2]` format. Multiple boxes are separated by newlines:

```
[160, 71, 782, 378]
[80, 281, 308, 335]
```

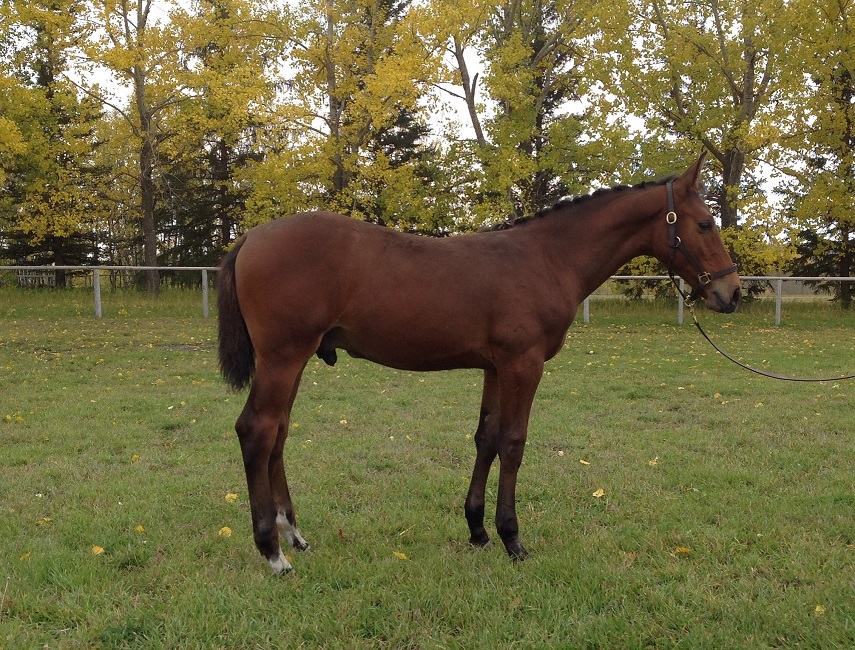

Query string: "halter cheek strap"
[665, 181, 738, 305]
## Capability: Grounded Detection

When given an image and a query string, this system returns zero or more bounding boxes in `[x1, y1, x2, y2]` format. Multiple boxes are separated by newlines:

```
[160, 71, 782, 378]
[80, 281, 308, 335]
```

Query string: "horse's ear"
[679, 151, 707, 190]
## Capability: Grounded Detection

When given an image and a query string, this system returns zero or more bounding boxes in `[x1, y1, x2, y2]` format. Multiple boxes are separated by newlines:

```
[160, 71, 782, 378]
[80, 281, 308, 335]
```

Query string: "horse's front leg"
[494, 357, 544, 560]
[464, 369, 500, 547]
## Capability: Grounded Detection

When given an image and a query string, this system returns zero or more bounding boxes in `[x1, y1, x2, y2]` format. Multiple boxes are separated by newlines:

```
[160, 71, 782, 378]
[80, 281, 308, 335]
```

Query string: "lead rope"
[682, 296, 855, 382]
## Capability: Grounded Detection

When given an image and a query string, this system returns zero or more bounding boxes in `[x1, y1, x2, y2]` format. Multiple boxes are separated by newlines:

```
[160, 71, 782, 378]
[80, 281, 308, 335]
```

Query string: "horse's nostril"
[732, 287, 742, 307]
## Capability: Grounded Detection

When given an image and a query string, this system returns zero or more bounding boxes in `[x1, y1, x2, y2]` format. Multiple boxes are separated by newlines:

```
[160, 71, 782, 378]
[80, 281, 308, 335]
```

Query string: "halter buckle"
[698, 272, 712, 285]
[666, 212, 677, 224]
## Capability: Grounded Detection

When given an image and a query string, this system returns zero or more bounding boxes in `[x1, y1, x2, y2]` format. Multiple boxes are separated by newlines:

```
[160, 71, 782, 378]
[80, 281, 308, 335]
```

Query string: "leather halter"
[665, 180, 738, 306]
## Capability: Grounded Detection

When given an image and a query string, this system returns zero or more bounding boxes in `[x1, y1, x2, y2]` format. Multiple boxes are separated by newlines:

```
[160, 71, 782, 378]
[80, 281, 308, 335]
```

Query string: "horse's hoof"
[505, 541, 529, 561]
[268, 550, 294, 574]
[469, 533, 490, 548]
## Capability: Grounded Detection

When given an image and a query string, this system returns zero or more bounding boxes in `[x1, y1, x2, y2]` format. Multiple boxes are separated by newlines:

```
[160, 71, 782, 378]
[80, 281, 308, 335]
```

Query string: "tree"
[0, 0, 107, 283]
[78, 0, 203, 293]
[780, 0, 855, 307]
[157, 0, 276, 264]
[432, 0, 632, 224]
[243, 0, 444, 229]
[601, 0, 796, 230]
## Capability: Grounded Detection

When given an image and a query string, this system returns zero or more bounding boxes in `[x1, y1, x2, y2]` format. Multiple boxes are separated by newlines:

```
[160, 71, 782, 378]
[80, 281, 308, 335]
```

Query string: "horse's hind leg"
[270, 371, 309, 552]
[235, 359, 306, 574]
[464, 368, 500, 547]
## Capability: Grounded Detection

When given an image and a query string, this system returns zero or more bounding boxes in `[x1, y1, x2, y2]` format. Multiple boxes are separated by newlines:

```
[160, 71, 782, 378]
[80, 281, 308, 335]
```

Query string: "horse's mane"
[479, 176, 678, 232]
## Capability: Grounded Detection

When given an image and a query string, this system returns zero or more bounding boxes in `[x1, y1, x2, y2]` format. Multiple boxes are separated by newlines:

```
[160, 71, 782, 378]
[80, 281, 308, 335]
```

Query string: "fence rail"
[2, 266, 853, 325]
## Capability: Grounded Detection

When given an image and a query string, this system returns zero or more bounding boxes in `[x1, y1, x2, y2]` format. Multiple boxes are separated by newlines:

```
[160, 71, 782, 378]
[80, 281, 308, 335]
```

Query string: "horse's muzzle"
[707, 283, 741, 313]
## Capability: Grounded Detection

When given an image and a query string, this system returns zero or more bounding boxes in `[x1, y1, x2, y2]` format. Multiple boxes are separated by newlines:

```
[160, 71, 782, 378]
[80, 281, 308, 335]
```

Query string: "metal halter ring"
[666, 212, 677, 224]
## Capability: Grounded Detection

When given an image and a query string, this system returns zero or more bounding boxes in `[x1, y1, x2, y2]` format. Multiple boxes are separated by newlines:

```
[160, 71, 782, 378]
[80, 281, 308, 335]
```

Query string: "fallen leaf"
[218, 526, 232, 538]
[814, 604, 825, 616]
[225, 492, 238, 503]
[675, 546, 692, 554]
[579, 459, 590, 465]
[592, 488, 605, 498]
[392, 551, 408, 560]
[135, 524, 145, 533]
[91, 546, 105, 555]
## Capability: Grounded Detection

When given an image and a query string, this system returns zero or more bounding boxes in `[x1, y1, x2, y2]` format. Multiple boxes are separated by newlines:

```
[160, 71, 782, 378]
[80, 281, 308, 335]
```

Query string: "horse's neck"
[532, 194, 659, 302]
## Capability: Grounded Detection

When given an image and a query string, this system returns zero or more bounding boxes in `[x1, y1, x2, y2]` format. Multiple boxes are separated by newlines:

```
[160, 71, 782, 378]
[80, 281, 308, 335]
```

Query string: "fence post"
[202, 269, 209, 318]
[583, 297, 590, 323]
[775, 278, 783, 325]
[93, 269, 102, 318]
[677, 279, 685, 325]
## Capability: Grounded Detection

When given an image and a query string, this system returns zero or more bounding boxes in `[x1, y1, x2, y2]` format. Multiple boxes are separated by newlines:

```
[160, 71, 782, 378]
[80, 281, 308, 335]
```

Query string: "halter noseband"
[665, 180, 738, 306]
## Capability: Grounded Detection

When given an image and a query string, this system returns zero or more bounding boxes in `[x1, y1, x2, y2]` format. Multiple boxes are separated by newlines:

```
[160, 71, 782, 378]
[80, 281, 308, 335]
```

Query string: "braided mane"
[480, 176, 677, 232]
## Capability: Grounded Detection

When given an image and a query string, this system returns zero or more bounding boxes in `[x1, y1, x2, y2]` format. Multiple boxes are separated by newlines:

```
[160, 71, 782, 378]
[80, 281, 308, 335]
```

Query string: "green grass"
[1, 288, 853, 648]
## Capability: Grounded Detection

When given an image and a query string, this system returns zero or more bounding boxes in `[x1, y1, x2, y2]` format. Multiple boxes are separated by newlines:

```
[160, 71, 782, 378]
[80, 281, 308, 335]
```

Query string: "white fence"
[2, 266, 853, 325]
[3, 265, 216, 318]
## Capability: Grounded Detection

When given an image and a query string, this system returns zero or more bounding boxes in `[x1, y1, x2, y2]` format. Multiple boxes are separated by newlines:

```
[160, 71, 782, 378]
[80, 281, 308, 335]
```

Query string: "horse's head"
[654, 153, 741, 313]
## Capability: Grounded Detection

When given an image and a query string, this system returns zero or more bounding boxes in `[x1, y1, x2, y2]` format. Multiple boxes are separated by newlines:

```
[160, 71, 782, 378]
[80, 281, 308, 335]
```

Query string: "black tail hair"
[217, 237, 254, 391]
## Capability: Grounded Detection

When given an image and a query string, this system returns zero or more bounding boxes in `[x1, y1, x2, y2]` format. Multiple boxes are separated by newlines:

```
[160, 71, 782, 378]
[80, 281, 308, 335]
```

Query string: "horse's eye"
[699, 221, 713, 232]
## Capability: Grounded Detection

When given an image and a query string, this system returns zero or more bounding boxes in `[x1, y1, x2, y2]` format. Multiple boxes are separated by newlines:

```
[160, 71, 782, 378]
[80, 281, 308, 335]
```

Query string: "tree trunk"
[719, 148, 744, 230]
[841, 220, 852, 309]
[140, 130, 159, 294]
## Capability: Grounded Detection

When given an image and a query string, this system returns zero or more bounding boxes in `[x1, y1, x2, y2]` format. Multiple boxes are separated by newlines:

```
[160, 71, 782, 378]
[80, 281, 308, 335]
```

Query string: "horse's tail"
[217, 236, 255, 391]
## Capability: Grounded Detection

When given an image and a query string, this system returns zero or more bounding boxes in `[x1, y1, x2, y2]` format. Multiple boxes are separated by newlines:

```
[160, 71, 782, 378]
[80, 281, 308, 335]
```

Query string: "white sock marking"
[268, 548, 292, 574]
[276, 512, 309, 550]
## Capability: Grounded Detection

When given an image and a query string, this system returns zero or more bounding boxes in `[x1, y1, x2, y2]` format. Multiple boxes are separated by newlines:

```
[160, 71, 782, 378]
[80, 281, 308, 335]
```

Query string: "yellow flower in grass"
[218, 526, 232, 538]
[225, 492, 238, 504]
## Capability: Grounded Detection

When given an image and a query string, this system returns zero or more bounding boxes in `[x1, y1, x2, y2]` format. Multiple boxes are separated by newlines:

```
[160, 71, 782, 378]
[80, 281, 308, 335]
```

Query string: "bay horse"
[217, 153, 741, 573]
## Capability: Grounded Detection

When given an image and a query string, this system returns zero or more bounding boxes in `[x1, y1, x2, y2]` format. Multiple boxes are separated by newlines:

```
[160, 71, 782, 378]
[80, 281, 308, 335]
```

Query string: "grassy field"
[1, 288, 853, 649]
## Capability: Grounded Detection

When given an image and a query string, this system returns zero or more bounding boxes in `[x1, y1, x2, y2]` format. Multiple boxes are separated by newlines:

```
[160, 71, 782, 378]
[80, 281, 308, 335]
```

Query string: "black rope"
[687, 304, 855, 382]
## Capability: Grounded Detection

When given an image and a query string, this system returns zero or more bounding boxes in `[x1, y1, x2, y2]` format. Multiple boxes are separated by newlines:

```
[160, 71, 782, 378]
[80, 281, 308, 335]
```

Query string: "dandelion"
[218, 526, 232, 537]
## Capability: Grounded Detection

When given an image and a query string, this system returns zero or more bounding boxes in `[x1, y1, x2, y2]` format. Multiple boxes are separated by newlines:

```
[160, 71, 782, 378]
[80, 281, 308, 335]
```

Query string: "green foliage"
[0, 0, 852, 281]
